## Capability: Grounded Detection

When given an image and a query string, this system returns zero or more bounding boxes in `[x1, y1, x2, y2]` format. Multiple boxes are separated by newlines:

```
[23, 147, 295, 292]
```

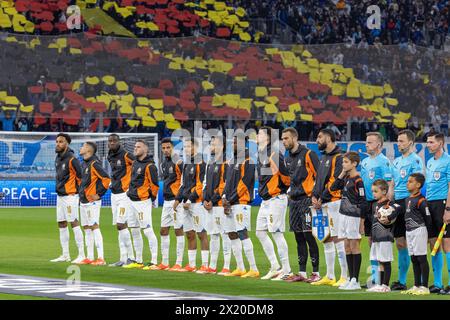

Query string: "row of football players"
[49, 128, 450, 294]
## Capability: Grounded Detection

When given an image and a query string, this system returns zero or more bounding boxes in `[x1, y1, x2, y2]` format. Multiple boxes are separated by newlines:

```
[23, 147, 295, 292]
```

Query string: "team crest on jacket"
[434, 171, 441, 180]
[62, 164, 66, 170]
[400, 169, 406, 178]
[190, 167, 194, 174]
[214, 166, 219, 173]
[325, 160, 330, 167]
[169, 166, 173, 174]
[297, 159, 302, 166]
[137, 167, 142, 174]
[117, 160, 121, 166]
[369, 170, 375, 180]
[85, 168, 89, 174]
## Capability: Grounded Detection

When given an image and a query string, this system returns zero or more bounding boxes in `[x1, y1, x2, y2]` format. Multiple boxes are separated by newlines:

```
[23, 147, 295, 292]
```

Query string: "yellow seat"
[126, 119, 140, 127]
[300, 114, 313, 121]
[116, 81, 129, 92]
[135, 106, 150, 118]
[255, 87, 268, 97]
[149, 99, 163, 109]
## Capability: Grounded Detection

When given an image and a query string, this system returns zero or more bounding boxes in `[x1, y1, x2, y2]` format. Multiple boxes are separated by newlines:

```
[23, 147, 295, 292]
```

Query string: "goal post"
[0, 131, 159, 208]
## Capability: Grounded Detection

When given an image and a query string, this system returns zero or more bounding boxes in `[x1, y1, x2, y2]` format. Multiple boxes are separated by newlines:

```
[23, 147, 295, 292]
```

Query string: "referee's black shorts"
[428, 199, 449, 239]
[364, 200, 377, 237]
[393, 198, 407, 238]
[289, 197, 312, 233]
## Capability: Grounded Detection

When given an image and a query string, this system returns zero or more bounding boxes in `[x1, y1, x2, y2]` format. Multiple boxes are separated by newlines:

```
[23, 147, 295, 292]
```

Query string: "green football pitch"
[0, 207, 448, 300]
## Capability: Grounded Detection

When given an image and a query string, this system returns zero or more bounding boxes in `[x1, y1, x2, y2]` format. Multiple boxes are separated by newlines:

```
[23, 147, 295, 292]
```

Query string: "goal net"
[0, 132, 158, 207]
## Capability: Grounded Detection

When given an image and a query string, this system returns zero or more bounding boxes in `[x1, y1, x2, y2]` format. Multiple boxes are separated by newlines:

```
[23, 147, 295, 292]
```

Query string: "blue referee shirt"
[361, 153, 393, 201]
[392, 152, 424, 200]
[426, 151, 450, 201]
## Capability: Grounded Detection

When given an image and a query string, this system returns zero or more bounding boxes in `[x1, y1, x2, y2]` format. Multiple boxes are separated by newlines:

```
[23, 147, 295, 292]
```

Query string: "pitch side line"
[0, 273, 259, 300]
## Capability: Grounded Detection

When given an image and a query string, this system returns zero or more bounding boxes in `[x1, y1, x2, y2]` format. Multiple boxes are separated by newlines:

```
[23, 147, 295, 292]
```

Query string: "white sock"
[119, 229, 134, 261]
[161, 235, 170, 265]
[201, 250, 209, 267]
[221, 233, 231, 270]
[118, 232, 127, 262]
[334, 241, 348, 279]
[324, 242, 336, 280]
[242, 238, 258, 271]
[131, 228, 143, 263]
[272, 232, 291, 274]
[85, 229, 94, 260]
[188, 250, 197, 267]
[256, 231, 280, 271]
[300, 271, 307, 278]
[143, 228, 158, 264]
[231, 239, 245, 270]
[93, 228, 104, 259]
[209, 234, 220, 269]
[72, 226, 85, 258]
[59, 227, 70, 256]
[176, 235, 185, 266]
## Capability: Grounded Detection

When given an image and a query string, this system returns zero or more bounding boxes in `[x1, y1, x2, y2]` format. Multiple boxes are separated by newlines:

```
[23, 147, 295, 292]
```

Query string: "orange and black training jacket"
[175, 156, 206, 203]
[312, 146, 343, 203]
[107, 146, 135, 194]
[223, 153, 255, 205]
[257, 146, 290, 201]
[55, 148, 82, 196]
[127, 155, 159, 202]
[161, 156, 182, 201]
[285, 144, 319, 200]
[203, 157, 226, 206]
[79, 155, 111, 204]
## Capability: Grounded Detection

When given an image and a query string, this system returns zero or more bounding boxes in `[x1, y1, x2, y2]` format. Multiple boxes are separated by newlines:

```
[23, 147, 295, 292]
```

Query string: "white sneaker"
[366, 284, 382, 292]
[50, 255, 71, 262]
[271, 272, 293, 281]
[380, 284, 391, 293]
[342, 278, 361, 290]
[261, 268, 282, 280]
[71, 256, 86, 264]
[338, 279, 350, 289]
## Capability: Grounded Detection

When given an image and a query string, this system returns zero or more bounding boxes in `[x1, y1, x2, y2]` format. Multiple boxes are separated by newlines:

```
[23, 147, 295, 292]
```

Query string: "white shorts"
[337, 214, 361, 240]
[80, 200, 102, 227]
[206, 206, 225, 235]
[183, 202, 207, 233]
[111, 192, 133, 226]
[326, 200, 341, 237]
[370, 242, 393, 262]
[129, 198, 153, 229]
[161, 200, 184, 229]
[406, 227, 428, 256]
[223, 204, 252, 233]
[56, 194, 79, 223]
[256, 194, 288, 233]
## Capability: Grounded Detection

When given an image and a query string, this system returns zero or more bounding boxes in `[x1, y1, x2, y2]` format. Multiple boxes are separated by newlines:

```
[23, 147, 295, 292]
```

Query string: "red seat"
[29, 86, 44, 94]
[39, 102, 54, 114]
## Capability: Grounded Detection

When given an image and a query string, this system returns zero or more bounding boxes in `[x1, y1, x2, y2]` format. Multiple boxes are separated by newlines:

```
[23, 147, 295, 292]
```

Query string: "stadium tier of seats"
[1, 31, 444, 135]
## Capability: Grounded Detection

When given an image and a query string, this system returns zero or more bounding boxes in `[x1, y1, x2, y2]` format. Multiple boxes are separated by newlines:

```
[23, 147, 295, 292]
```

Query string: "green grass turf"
[0, 207, 448, 300]
[0, 293, 57, 300]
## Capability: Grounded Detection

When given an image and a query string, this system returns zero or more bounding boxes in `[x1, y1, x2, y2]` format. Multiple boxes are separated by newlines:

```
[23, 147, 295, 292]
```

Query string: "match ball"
[377, 205, 396, 225]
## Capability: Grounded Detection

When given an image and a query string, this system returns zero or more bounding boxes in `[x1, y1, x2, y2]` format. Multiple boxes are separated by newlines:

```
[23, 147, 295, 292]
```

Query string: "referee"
[390, 129, 424, 291]
[281, 127, 320, 283]
[425, 133, 450, 295]
[360, 132, 393, 286]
